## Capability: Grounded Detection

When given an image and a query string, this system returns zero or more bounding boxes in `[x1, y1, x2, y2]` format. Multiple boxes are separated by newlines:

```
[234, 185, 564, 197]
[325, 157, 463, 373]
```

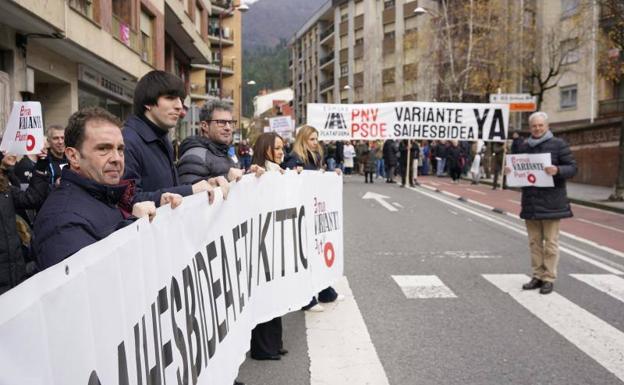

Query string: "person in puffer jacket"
[506, 111, 577, 295]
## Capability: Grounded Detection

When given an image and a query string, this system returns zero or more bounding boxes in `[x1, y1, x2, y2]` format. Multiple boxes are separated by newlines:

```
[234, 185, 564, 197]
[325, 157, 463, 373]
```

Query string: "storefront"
[77, 65, 134, 121]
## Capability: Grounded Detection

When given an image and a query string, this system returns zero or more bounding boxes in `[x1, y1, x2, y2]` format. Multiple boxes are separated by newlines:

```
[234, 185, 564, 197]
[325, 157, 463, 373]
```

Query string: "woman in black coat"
[446, 140, 464, 183]
[0, 153, 49, 295]
[282, 125, 343, 312]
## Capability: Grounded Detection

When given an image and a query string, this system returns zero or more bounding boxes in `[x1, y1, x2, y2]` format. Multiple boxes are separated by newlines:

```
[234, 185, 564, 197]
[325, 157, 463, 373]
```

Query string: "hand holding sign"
[0, 102, 45, 155]
[505, 153, 554, 187]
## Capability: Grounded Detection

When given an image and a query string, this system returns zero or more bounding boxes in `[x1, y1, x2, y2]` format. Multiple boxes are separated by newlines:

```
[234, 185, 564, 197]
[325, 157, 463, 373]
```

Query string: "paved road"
[238, 175, 624, 385]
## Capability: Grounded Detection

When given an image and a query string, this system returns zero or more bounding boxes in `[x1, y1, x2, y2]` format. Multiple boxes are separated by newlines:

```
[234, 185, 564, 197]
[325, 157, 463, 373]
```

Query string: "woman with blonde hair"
[282, 125, 324, 170]
[282, 125, 342, 312]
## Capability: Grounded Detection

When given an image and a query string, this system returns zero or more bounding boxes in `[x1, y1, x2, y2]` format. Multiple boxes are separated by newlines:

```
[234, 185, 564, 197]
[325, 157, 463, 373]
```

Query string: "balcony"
[320, 52, 335, 67]
[320, 79, 334, 92]
[598, 99, 624, 118]
[208, 24, 234, 45]
[206, 88, 234, 100]
[320, 26, 334, 42]
[111, 15, 140, 53]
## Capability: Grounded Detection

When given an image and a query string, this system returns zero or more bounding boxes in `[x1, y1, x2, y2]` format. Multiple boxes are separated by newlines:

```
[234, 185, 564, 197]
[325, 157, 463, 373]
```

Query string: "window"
[140, 9, 155, 65]
[195, 2, 204, 35]
[69, 0, 99, 23]
[340, 63, 349, 76]
[561, 0, 580, 18]
[560, 85, 577, 109]
[355, 37, 364, 46]
[384, 0, 395, 9]
[384, 31, 395, 40]
[561, 38, 579, 64]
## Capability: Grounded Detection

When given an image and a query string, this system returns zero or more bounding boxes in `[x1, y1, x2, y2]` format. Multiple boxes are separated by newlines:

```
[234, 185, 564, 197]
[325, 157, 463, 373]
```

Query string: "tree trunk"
[610, 118, 624, 201]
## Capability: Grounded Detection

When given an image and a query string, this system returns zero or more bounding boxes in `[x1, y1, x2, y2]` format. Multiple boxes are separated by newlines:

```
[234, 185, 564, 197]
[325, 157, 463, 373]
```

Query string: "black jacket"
[0, 171, 49, 294]
[282, 151, 321, 171]
[382, 140, 398, 166]
[514, 135, 577, 220]
[177, 135, 237, 184]
[445, 145, 464, 169]
[123, 115, 193, 203]
[399, 141, 419, 166]
[34, 169, 136, 270]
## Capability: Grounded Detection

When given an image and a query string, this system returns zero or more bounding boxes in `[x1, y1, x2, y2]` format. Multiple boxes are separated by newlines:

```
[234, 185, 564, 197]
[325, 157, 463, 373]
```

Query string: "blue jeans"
[437, 158, 446, 176]
[376, 159, 385, 178]
[326, 157, 336, 171]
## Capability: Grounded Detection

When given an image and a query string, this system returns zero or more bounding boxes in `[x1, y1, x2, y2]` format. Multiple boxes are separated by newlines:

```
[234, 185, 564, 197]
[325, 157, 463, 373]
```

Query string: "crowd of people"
[0, 67, 576, 382]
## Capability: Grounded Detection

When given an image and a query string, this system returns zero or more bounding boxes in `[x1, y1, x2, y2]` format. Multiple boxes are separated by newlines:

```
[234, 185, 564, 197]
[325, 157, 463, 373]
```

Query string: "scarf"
[527, 130, 553, 148]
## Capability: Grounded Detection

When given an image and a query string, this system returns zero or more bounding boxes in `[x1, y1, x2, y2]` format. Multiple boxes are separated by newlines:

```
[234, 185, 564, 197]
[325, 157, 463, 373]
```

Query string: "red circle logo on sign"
[26, 135, 36, 151]
[527, 173, 536, 184]
[323, 242, 335, 267]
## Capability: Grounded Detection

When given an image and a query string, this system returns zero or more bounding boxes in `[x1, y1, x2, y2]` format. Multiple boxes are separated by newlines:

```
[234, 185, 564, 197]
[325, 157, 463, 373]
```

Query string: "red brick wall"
[556, 120, 622, 187]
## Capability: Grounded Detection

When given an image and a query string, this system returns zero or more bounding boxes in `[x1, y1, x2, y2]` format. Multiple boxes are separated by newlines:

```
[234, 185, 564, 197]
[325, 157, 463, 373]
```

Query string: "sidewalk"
[460, 175, 624, 214]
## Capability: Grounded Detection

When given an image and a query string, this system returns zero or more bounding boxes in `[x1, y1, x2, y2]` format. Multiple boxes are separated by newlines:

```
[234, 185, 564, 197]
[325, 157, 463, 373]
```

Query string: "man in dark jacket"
[382, 140, 398, 183]
[42, 124, 68, 185]
[34, 107, 179, 269]
[506, 111, 577, 295]
[123, 71, 217, 204]
[178, 100, 262, 183]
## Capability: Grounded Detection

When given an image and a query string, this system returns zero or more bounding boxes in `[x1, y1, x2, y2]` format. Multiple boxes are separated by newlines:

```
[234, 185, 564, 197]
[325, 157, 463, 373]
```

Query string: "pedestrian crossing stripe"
[570, 274, 624, 304]
[392, 275, 457, 298]
[483, 274, 624, 382]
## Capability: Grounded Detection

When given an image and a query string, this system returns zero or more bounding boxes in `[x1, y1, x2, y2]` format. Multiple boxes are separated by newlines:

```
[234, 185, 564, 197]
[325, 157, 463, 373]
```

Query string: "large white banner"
[307, 102, 509, 142]
[506, 153, 554, 187]
[0, 101, 45, 155]
[0, 171, 343, 385]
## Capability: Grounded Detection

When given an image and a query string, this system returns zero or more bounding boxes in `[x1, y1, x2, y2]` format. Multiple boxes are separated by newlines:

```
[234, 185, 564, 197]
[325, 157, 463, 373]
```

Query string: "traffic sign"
[490, 93, 537, 112]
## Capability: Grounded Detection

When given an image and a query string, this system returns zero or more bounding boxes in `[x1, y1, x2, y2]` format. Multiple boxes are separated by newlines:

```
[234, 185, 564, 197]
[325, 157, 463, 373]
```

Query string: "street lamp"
[218, 1, 249, 99]
[239, 79, 256, 140]
[343, 85, 351, 90]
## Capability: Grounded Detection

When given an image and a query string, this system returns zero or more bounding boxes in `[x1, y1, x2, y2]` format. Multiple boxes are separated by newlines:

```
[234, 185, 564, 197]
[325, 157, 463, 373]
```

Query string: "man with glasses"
[178, 100, 262, 184]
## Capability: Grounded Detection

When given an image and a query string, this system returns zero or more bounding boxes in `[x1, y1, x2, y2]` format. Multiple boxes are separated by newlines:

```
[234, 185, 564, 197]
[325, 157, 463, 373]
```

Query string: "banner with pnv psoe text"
[0, 171, 343, 385]
[307, 102, 510, 142]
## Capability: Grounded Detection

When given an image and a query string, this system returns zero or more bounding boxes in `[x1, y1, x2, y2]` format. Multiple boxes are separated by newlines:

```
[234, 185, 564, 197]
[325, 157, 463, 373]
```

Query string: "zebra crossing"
[393, 273, 624, 382]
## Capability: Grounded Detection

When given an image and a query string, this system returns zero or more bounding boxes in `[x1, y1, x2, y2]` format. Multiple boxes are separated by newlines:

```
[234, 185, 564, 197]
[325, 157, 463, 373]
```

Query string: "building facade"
[0, 0, 244, 143]
[290, 0, 624, 186]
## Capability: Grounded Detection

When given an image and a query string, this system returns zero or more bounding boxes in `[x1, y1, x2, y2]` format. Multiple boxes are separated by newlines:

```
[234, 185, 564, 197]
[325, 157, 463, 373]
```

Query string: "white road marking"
[408, 186, 624, 274]
[570, 274, 624, 303]
[576, 218, 624, 234]
[306, 277, 390, 385]
[483, 274, 624, 382]
[508, 199, 522, 205]
[393, 202, 404, 208]
[392, 275, 457, 298]
[449, 210, 458, 216]
[362, 191, 398, 212]
[466, 188, 487, 195]
[428, 181, 440, 186]
[417, 184, 624, 259]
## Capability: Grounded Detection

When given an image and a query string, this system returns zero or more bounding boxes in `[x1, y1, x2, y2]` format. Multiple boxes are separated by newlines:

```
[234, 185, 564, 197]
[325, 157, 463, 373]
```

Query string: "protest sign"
[0, 171, 343, 385]
[505, 153, 554, 187]
[0, 101, 45, 155]
[307, 102, 509, 142]
[268, 116, 294, 140]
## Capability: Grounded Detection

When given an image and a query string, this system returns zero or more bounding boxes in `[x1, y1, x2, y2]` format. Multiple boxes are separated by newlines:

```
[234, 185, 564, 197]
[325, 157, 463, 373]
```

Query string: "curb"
[460, 177, 624, 215]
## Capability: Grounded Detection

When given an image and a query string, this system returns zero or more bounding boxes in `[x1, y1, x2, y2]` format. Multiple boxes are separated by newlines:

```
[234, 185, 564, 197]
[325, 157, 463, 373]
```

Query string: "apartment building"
[0, 0, 244, 143]
[290, 0, 623, 186]
[537, 0, 623, 185]
[189, 0, 243, 131]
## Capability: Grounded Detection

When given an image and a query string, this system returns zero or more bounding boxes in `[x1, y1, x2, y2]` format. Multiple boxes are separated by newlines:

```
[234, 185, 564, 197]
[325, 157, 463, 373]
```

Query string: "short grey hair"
[528, 111, 549, 124]
[199, 100, 233, 122]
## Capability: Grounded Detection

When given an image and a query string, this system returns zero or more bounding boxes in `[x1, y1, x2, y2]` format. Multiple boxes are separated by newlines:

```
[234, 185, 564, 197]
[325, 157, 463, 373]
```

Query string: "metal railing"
[320, 26, 335, 41]
[320, 52, 335, 66]
[598, 99, 624, 117]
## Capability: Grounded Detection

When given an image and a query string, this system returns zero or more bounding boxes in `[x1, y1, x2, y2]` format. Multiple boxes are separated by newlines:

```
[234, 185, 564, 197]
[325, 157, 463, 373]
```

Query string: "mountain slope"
[242, 0, 327, 51]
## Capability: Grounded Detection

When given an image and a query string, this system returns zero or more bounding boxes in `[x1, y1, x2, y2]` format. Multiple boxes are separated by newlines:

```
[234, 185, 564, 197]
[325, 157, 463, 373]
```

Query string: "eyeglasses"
[208, 119, 237, 127]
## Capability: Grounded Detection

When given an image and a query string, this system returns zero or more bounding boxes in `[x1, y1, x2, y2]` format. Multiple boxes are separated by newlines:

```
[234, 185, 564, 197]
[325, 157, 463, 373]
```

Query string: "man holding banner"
[506, 112, 577, 295]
